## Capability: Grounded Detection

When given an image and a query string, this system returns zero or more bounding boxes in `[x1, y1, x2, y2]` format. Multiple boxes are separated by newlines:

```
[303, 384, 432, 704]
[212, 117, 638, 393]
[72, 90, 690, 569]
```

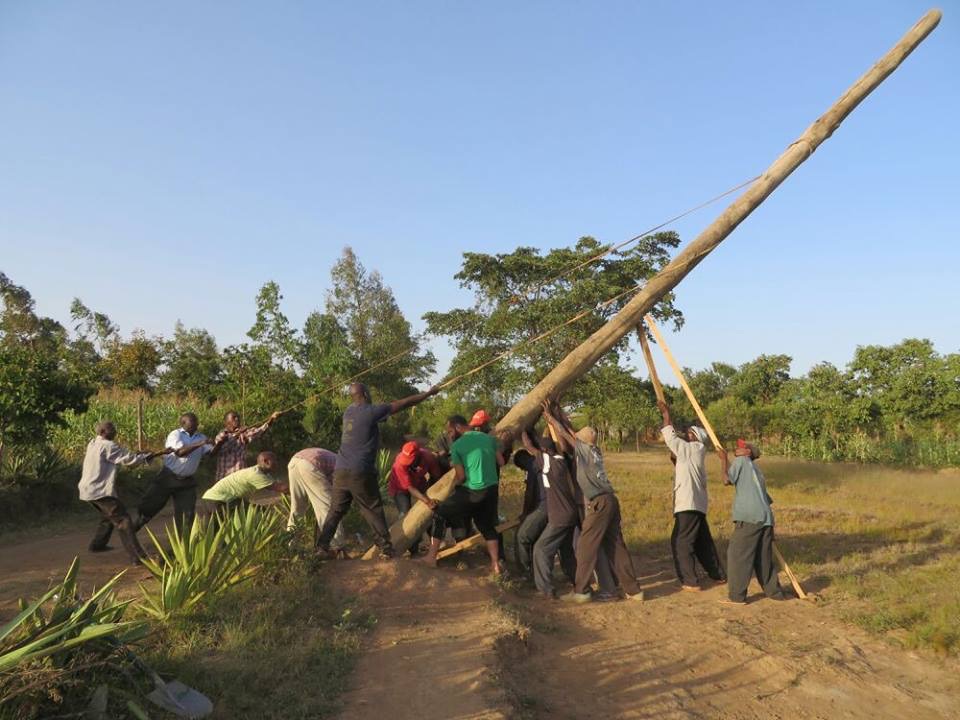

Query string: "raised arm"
[657, 400, 671, 428]
[718, 449, 732, 485]
[389, 385, 441, 415]
[542, 403, 576, 449]
[520, 429, 539, 455]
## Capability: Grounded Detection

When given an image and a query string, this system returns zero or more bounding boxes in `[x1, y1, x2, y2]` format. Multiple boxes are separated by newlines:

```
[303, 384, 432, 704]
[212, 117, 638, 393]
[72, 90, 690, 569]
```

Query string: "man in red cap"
[421, 410, 506, 575]
[388, 441, 443, 519]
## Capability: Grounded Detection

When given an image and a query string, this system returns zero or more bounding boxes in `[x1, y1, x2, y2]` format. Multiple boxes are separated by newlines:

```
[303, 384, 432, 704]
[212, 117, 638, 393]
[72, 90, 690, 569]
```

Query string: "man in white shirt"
[79, 421, 158, 565]
[135, 412, 216, 533]
[658, 400, 726, 591]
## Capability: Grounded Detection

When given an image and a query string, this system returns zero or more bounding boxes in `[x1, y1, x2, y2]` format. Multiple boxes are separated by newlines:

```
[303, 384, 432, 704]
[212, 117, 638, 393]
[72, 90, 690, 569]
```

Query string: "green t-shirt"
[202, 466, 275, 503]
[450, 431, 499, 491]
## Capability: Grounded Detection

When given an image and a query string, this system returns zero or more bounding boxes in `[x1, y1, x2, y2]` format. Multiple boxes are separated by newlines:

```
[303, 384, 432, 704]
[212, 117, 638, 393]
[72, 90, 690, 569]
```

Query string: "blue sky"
[1, 1, 957, 384]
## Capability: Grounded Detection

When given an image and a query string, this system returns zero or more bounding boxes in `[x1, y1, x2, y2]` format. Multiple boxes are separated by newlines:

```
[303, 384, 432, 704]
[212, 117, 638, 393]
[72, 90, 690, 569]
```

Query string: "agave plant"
[138, 504, 285, 621]
[0, 557, 148, 673]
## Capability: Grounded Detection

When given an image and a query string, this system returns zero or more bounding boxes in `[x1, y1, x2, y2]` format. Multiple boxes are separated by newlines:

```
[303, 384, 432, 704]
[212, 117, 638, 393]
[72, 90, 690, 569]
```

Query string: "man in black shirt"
[521, 430, 580, 598]
[316, 382, 439, 558]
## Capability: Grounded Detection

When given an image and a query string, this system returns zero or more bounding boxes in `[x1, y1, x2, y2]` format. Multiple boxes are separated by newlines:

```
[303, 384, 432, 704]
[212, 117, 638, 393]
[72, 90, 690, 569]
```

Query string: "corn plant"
[0, 557, 147, 673]
[137, 504, 285, 621]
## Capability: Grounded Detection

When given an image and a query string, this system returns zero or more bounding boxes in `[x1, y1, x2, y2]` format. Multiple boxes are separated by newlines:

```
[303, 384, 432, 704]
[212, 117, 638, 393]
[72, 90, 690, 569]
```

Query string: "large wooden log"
[367, 9, 941, 559]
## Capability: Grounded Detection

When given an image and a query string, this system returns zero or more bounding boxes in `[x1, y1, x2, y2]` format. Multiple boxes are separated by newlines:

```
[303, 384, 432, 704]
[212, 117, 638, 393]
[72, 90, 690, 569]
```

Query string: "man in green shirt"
[202, 451, 287, 514]
[421, 410, 506, 575]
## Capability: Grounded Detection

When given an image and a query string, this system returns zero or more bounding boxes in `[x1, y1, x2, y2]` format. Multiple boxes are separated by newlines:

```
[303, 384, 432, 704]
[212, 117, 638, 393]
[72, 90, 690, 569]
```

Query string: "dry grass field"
[587, 448, 960, 655]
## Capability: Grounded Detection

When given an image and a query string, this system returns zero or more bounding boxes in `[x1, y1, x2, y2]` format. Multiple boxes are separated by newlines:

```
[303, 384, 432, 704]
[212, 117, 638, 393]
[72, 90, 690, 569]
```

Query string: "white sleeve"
[661, 425, 686, 456]
[166, 430, 184, 449]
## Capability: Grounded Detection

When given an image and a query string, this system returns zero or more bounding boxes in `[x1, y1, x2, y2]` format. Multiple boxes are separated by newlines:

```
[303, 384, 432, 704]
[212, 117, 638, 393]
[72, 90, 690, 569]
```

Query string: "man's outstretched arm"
[389, 385, 441, 415]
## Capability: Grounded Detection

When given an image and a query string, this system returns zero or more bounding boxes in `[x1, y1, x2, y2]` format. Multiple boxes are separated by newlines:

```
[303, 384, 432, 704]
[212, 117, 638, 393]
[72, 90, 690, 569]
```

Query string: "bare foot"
[420, 555, 438, 568]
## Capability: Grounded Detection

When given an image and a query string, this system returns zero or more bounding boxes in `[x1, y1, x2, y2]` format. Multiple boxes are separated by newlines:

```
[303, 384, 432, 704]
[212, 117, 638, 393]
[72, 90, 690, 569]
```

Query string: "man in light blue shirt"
[720, 441, 783, 604]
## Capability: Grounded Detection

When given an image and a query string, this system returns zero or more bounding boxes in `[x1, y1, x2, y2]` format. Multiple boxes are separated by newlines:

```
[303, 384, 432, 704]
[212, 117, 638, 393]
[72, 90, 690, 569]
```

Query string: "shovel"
[127, 650, 214, 718]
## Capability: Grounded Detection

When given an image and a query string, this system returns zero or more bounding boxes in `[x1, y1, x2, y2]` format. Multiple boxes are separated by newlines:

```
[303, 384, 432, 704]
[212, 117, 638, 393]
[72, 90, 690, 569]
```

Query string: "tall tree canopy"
[326, 246, 435, 399]
[424, 234, 684, 407]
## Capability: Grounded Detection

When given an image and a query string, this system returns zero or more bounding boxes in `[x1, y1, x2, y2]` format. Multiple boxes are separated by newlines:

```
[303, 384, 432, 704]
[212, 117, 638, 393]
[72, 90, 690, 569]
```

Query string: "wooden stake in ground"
[644, 315, 808, 600]
[137, 393, 145, 453]
[368, 10, 942, 559]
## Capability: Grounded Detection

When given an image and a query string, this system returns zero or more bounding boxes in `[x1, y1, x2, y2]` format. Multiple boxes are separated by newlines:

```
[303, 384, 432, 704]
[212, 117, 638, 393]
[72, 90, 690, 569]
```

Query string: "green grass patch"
[141, 554, 373, 719]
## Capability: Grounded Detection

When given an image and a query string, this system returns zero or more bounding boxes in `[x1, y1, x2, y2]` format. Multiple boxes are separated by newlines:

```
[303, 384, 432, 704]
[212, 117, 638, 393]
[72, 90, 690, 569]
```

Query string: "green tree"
[424, 235, 683, 406]
[248, 281, 299, 369]
[729, 354, 792, 405]
[159, 322, 224, 403]
[327, 246, 435, 400]
[0, 274, 93, 469]
[103, 332, 163, 393]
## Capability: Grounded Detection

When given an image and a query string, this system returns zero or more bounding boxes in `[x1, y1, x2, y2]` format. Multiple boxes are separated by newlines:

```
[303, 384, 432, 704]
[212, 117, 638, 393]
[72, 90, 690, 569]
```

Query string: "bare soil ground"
[3, 453, 960, 720]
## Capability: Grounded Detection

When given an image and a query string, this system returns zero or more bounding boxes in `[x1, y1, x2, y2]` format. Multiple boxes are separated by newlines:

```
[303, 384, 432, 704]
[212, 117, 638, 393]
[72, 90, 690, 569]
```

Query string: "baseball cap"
[398, 441, 419, 466]
[469, 409, 491, 427]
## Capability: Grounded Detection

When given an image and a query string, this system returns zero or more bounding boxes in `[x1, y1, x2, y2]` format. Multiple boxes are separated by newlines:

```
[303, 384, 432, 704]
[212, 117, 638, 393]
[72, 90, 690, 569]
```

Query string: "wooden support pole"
[137, 393, 145, 453]
[644, 315, 808, 600]
[367, 10, 941, 559]
[638, 325, 666, 405]
[436, 520, 520, 561]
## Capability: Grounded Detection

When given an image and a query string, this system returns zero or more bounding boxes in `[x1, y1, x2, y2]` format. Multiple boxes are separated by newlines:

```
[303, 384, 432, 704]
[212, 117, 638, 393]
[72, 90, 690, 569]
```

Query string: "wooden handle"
[436, 520, 520, 560]
[644, 315, 724, 451]
[637, 325, 666, 405]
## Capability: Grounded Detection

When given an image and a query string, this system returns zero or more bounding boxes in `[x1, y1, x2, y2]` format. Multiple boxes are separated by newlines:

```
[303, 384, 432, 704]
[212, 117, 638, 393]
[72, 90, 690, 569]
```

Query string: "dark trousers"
[136, 467, 196, 533]
[430, 485, 499, 541]
[574, 494, 640, 595]
[394, 491, 413, 517]
[516, 505, 548, 574]
[727, 521, 782, 602]
[317, 469, 393, 556]
[89, 497, 147, 564]
[671, 510, 725, 586]
[532, 523, 577, 595]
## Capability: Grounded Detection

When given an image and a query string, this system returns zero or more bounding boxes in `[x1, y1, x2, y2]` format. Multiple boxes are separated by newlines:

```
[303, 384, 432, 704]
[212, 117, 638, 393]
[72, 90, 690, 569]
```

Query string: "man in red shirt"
[388, 441, 443, 519]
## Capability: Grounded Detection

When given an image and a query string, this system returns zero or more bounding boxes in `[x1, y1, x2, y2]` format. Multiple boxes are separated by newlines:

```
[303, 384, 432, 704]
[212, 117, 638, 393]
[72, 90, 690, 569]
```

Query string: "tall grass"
[51, 390, 227, 460]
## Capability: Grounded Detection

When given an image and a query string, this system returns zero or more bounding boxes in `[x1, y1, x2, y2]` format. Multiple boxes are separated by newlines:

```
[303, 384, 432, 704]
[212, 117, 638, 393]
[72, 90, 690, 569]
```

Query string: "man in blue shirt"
[316, 381, 439, 559]
[719, 441, 784, 604]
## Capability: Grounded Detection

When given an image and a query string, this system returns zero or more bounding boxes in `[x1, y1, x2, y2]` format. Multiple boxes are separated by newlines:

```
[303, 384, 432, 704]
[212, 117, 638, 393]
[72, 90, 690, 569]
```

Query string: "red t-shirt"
[388, 449, 442, 496]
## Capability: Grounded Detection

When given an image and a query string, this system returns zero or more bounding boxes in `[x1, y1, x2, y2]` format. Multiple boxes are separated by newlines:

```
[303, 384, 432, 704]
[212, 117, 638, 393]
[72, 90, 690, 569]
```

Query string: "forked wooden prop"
[644, 315, 809, 600]
[366, 9, 942, 559]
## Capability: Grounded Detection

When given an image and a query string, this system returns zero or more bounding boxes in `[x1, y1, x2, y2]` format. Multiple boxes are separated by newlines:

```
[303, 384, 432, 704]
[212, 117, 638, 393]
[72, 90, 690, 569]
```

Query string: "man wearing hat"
[421, 410, 505, 575]
[658, 400, 726, 591]
[388, 441, 443, 518]
[719, 440, 783, 604]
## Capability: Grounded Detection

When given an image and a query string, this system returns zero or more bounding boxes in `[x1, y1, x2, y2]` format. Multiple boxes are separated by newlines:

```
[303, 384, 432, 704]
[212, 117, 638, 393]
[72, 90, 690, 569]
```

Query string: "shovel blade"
[147, 679, 213, 718]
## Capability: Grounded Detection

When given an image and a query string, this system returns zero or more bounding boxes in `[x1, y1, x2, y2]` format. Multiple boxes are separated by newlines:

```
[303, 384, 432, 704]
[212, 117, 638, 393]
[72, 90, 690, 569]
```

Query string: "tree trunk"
[367, 9, 941, 558]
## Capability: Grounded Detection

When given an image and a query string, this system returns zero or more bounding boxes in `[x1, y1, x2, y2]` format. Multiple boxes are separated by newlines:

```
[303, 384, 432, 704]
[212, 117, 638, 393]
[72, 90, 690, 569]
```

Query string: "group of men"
[78, 379, 784, 605]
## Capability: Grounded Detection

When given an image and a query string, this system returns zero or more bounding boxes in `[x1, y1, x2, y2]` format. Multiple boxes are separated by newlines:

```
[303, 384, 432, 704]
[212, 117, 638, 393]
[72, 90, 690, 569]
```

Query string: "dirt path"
[0, 513, 172, 618]
[4, 524, 959, 719]
[327, 550, 959, 720]
[325, 559, 513, 720]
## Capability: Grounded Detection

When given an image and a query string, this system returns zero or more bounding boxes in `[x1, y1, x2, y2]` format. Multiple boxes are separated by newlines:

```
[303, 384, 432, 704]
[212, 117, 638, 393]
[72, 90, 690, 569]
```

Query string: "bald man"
[201, 450, 287, 513]
[315, 382, 440, 558]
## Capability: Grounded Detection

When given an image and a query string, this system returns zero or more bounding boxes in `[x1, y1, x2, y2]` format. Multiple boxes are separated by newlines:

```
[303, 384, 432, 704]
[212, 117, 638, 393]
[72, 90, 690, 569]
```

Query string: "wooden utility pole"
[368, 10, 942, 558]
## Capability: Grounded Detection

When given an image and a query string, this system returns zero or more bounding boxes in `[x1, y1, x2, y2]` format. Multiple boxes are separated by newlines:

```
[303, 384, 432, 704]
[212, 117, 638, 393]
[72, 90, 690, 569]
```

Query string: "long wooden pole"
[644, 315, 808, 600]
[638, 325, 666, 404]
[368, 10, 941, 558]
